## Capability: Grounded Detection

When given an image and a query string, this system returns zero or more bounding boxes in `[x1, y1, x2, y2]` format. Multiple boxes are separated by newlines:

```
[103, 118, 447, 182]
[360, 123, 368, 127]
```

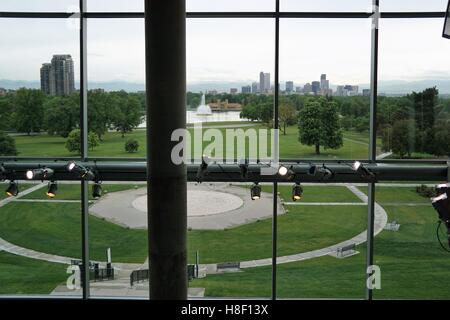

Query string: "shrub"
[416, 184, 436, 198]
[0, 131, 18, 156]
[65, 129, 100, 154]
[125, 139, 139, 153]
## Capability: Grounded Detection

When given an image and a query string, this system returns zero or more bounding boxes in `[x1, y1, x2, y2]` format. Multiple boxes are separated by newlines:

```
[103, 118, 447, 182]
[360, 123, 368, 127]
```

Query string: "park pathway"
[204, 185, 388, 271]
[0, 182, 387, 272]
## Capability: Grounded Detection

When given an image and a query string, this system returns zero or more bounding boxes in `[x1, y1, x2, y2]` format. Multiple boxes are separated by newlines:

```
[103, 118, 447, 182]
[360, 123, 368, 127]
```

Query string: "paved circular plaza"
[90, 183, 285, 230]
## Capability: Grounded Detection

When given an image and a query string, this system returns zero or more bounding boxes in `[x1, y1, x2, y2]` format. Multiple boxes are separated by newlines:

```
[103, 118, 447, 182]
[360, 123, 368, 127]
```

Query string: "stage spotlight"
[66, 161, 95, 180]
[92, 182, 102, 199]
[292, 183, 303, 202]
[278, 165, 295, 179]
[5, 181, 18, 197]
[239, 159, 249, 180]
[250, 183, 261, 200]
[351, 161, 376, 181]
[46, 181, 58, 198]
[196, 155, 210, 183]
[25, 168, 54, 180]
[308, 164, 333, 180]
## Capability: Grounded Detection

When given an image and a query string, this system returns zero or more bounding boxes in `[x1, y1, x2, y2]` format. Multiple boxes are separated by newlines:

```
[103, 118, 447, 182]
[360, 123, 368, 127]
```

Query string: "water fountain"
[195, 93, 213, 116]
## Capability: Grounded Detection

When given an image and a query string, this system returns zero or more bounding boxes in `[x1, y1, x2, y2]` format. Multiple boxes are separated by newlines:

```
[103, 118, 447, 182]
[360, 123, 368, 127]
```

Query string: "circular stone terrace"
[90, 183, 285, 230]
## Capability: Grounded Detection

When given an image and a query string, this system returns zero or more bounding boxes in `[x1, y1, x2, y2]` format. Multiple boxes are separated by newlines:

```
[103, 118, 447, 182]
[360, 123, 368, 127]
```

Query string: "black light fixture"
[46, 181, 58, 198]
[436, 182, 450, 195]
[250, 182, 261, 200]
[196, 155, 209, 183]
[292, 182, 303, 202]
[67, 161, 95, 180]
[5, 180, 18, 197]
[92, 182, 102, 199]
[278, 165, 295, 179]
[308, 164, 333, 181]
[239, 159, 249, 180]
[26, 168, 54, 180]
[352, 161, 376, 181]
[443, 0, 450, 39]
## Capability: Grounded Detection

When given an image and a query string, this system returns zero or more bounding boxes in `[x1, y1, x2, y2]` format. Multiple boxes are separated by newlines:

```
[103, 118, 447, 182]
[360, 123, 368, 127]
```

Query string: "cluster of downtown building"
[40, 54, 75, 96]
[236, 72, 369, 97]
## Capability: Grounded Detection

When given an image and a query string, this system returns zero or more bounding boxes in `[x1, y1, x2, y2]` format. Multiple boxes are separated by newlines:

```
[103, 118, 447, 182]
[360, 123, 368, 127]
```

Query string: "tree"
[279, 103, 297, 135]
[411, 87, 438, 153]
[65, 129, 100, 154]
[12, 88, 45, 135]
[88, 89, 112, 140]
[111, 93, 142, 137]
[391, 119, 415, 158]
[44, 95, 79, 137]
[298, 98, 343, 155]
[125, 139, 139, 153]
[0, 131, 18, 156]
[433, 119, 450, 157]
[0, 94, 14, 131]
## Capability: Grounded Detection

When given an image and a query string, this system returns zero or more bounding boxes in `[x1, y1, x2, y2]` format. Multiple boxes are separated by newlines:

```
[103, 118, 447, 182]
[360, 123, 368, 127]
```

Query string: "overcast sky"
[0, 0, 449, 87]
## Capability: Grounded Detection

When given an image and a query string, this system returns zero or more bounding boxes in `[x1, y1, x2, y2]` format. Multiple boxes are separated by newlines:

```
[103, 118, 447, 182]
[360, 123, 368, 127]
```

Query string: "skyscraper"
[312, 81, 321, 95]
[51, 55, 75, 96]
[40, 54, 75, 96]
[40, 63, 54, 95]
[285, 81, 294, 93]
[320, 74, 329, 93]
[259, 72, 265, 93]
[264, 73, 270, 92]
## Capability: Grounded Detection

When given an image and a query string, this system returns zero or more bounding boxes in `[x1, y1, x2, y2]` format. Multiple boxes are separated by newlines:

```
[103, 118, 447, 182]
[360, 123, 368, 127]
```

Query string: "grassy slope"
[192, 188, 450, 299]
[0, 251, 67, 295]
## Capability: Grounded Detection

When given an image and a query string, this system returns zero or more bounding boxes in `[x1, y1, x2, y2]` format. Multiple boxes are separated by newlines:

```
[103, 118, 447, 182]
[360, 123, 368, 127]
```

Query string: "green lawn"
[258, 185, 362, 203]
[192, 188, 450, 299]
[188, 205, 366, 263]
[13, 126, 373, 160]
[22, 183, 141, 200]
[0, 202, 148, 263]
[357, 186, 429, 204]
[0, 251, 67, 295]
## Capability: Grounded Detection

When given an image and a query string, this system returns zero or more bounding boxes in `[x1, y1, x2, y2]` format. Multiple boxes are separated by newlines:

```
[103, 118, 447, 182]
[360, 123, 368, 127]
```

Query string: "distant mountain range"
[2, 79, 450, 95]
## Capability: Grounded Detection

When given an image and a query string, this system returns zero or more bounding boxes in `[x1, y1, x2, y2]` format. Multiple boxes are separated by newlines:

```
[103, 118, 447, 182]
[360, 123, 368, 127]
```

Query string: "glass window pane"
[86, 0, 143, 12]
[280, 19, 371, 160]
[377, 18, 450, 160]
[281, 0, 372, 12]
[380, 0, 448, 12]
[0, 0, 78, 12]
[187, 0, 274, 12]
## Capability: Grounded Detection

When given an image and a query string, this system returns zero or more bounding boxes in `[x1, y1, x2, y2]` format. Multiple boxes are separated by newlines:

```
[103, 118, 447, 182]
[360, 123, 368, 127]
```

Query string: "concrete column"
[145, 0, 187, 300]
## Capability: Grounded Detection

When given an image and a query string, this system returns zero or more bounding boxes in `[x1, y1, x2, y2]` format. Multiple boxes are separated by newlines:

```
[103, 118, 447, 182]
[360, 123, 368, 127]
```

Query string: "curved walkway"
[0, 183, 387, 271]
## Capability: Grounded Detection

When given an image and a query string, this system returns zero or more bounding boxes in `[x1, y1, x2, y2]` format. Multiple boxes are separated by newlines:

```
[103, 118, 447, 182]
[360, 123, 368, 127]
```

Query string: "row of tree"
[0, 88, 144, 139]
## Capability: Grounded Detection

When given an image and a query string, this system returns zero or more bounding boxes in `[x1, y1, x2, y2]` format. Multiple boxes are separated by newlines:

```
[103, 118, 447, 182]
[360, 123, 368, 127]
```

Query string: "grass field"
[0, 183, 36, 200]
[191, 187, 450, 299]
[259, 185, 362, 203]
[13, 126, 372, 160]
[0, 251, 67, 295]
[357, 186, 430, 204]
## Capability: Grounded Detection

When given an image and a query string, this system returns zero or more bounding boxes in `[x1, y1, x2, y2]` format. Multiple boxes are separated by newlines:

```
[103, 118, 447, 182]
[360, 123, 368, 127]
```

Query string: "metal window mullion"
[366, 0, 379, 301]
[272, 0, 280, 301]
[79, 0, 90, 300]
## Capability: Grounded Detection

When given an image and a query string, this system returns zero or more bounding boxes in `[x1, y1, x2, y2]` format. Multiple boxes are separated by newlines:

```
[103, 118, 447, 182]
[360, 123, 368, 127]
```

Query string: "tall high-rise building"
[242, 85, 251, 94]
[312, 81, 321, 95]
[303, 83, 312, 94]
[259, 72, 265, 93]
[51, 55, 75, 96]
[40, 63, 54, 95]
[320, 74, 329, 93]
[285, 81, 294, 93]
[40, 54, 75, 96]
[251, 82, 259, 94]
[230, 88, 238, 95]
[264, 73, 270, 92]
